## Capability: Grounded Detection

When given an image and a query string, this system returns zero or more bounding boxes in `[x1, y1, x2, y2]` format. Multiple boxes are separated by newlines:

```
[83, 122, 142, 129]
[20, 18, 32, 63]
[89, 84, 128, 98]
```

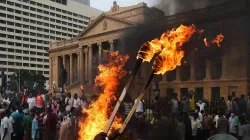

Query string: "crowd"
[0, 91, 88, 140]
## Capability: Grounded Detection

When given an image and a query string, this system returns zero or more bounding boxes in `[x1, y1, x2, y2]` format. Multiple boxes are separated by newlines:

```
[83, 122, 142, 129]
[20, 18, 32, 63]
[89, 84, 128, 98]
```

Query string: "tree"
[7, 69, 47, 94]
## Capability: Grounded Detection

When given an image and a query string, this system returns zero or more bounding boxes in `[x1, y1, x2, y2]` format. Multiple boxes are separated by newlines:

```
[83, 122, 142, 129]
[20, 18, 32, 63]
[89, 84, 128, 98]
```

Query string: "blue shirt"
[32, 118, 38, 139]
[11, 112, 24, 133]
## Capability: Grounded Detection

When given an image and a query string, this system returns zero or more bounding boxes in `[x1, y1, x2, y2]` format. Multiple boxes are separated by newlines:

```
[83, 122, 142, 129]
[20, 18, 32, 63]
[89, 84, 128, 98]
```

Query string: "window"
[44, 35, 49, 39]
[7, 28, 14, 32]
[8, 35, 14, 39]
[16, 36, 22, 40]
[16, 43, 22, 46]
[15, 16, 22, 21]
[0, 33, 6, 38]
[68, 23, 72, 26]
[50, 24, 55, 28]
[0, 20, 6, 24]
[0, 27, 6, 31]
[43, 4, 49, 9]
[68, 12, 72, 15]
[37, 21, 43, 25]
[50, 6, 55, 10]
[68, 17, 72, 21]
[15, 10, 22, 14]
[23, 12, 29, 16]
[0, 13, 6, 17]
[8, 42, 14, 45]
[15, 3, 21, 7]
[23, 25, 29, 29]
[56, 26, 61, 29]
[44, 59, 49, 62]
[37, 52, 43, 55]
[30, 32, 36, 36]
[50, 18, 55, 22]
[56, 8, 61, 12]
[62, 15, 67, 19]
[37, 27, 43, 31]
[37, 58, 42, 62]
[44, 65, 49, 68]
[7, 21, 14, 26]
[30, 26, 36, 30]
[73, 19, 78, 22]
[0, 54, 6, 58]
[37, 15, 42, 19]
[56, 31, 61, 35]
[23, 57, 29, 60]
[23, 38, 29, 41]
[31, 64, 36, 67]
[15, 29, 22, 34]
[7, 15, 14, 19]
[73, 24, 78, 28]
[30, 13, 36, 18]
[8, 62, 14, 65]
[23, 5, 29, 10]
[62, 21, 67, 25]
[30, 51, 36, 55]
[30, 45, 36, 49]
[15, 49, 22, 53]
[8, 55, 14, 59]
[30, 1, 36, 5]
[44, 29, 49, 33]
[7, 8, 14, 12]
[37, 3, 42, 7]
[30, 20, 36, 24]
[30, 7, 36, 11]
[23, 18, 29, 22]
[23, 50, 29, 54]
[15, 23, 22, 27]
[56, 14, 61, 18]
[37, 40, 43, 43]
[44, 11, 49, 15]
[44, 53, 49, 56]
[43, 17, 49, 21]
[23, 63, 29, 67]
[50, 12, 55, 16]
[37, 9, 43, 13]
[56, 20, 61, 24]
[44, 71, 49, 74]
[50, 30, 55, 34]
[23, 31, 29, 35]
[0, 6, 6, 10]
[37, 33, 43, 37]
[37, 46, 43, 50]
[8, 48, 14, 52]
[16, 55, 22, 59]
[7, 1, 14, 5]
[73, 13, 77, 17]
[0, 47, 6, 51]
[30, 39, 36, 42]
[79, 20, 83, 24]
[50, 36, 55, 40]
[62, 33, 67, 36]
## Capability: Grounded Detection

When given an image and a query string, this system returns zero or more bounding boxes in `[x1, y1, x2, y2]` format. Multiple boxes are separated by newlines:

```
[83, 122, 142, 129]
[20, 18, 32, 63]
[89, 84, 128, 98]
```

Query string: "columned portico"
[69, 54, 73, 84]
[109, 40, 115, 52]
[84, 48, 88, 83]
[79, 46, 84, 84]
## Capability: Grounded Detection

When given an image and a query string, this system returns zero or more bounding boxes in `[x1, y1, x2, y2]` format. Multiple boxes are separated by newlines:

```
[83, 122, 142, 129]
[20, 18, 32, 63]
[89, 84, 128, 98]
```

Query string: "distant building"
[0, 0, 102, 88]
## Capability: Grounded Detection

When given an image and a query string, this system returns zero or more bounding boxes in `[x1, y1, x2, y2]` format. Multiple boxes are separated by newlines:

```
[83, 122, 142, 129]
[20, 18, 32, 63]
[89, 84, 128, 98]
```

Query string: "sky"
[90, 0, 159, 11]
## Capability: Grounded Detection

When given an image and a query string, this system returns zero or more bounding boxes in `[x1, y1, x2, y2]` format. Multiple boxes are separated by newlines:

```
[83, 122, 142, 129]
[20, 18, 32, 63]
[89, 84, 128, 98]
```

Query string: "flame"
[148, 24, 199, 74]
[80, 85, 84, 90]
[211, 33, 224, 47]
[78, 52, 129, 140]
[204, 38, 210, 47]
[137, 39, 163, 62]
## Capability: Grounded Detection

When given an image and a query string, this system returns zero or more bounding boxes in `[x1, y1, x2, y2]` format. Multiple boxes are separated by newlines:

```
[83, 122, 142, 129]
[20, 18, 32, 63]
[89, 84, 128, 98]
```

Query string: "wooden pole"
[119, 71, 155, 133]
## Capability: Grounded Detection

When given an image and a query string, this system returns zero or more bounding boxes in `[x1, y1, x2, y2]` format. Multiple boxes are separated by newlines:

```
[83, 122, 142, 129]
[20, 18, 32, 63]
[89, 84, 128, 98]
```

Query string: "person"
[59, 114, 71, 140]
[60, 65, 67, 93]
[214, 111, 225, 129]
[7, 110, 14, 140]
[1, 109, 11, 140]
[181, 96, 189, 113]
[233, 97, 239, 115]
[44, 108, 57, 140]
[203, 110, 213, 139]
[23, 109, 32, 140]
[189, 91, 196, 112]
[229, 112, 239, 138]
[151, 95, 162, 120]
[22, 92, 29, 109]
[177, 116, 186, 140]
[238, 95, 247, 115]
[3, 94, 10, 105]
[36, 92, 45, 113]
[134, 97, 144, 117]
[72, 93, 81, 112]
[196, 100, 206, 112]
[51, 96, 58, 114]
[227, 96, 233, 114]
[170, 93, 179, 116]
[27, 93, 36, 110]
[31, 112, 39, 140]
[239, 116, 250, 140]
[11, 107, 24, 140]
[1, 71, 7, 95]
[217, 112, 229, 134]
[183, 113, 192, 140]
[65, 92, 73, 115]
[191, 113, 201, 140]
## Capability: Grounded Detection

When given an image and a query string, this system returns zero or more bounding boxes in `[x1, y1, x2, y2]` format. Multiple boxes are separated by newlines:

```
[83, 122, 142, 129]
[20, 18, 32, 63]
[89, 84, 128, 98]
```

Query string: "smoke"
[153, 0, 226, 15]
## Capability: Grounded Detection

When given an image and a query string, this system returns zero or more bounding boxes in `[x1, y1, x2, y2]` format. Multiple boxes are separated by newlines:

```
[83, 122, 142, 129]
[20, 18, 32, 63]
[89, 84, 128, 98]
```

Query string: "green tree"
[7, 69, 47, 94]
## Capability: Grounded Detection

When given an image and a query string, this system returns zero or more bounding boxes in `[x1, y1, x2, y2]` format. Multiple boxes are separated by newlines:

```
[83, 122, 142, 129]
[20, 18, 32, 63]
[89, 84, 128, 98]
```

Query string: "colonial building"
[49, 0, 250, 101]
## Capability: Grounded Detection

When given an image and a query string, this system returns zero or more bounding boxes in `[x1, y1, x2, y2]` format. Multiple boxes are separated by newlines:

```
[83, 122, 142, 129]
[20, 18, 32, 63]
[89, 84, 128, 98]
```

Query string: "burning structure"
[49, 0, 249, 106]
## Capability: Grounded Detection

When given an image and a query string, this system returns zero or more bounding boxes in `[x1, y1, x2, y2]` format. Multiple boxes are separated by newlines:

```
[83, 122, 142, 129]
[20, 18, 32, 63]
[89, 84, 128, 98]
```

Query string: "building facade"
[0, 0, 102, 87]
[49, 0, 250, 101]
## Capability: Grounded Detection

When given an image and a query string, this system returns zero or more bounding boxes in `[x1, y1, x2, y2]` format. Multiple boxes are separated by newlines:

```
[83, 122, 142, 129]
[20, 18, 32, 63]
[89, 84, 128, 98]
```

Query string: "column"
[69, 54, 73, 85]
[55, 56, 59, 87]
[98, 43, 102, 64]
[79, 46, 84, 83]
[175, 67, 181, 81]
[88, 45, 93, 84]
[205, 59, 211, 80]
[109, 40, 114, 52]
[162, 74, 167, 82]
[49, 57, 53, 88]
[62, 55, 66, 67]
[221, 47, 228, 79]
[84, 48, 88, 82]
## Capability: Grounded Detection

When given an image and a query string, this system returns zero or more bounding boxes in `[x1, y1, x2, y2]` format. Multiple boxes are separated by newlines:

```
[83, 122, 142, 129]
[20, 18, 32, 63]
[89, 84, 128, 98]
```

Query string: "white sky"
[90, 0, 159, 11]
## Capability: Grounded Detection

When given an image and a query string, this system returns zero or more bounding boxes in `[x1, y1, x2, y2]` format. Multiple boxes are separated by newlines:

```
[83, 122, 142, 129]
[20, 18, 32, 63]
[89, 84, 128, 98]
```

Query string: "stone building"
[49, 0, 250, 101]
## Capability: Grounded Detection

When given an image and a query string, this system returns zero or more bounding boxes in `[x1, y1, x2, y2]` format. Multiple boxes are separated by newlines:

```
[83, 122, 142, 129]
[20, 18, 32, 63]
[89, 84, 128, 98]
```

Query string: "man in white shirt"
[73, 93, 81, 109]
[0, 109, 11, 140]
[65, 92, 73, 115]
[135, 98, 144, 117]
[196, 100, 206, 111]
[3, 95, 10, 105]
[27, 93, 36, 110]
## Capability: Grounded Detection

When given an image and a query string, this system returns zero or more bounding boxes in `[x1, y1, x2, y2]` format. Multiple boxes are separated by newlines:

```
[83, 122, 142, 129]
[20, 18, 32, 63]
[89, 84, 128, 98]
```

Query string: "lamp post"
[15, 69, 20, 92]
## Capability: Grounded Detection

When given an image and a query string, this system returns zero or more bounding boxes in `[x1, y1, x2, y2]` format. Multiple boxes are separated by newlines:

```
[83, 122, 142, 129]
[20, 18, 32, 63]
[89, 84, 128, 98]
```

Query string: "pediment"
[78, 14, 135, 38]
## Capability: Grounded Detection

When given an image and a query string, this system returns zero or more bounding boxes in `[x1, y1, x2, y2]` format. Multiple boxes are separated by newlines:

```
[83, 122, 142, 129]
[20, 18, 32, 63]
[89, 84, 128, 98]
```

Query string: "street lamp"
[15, 69, 20, 92]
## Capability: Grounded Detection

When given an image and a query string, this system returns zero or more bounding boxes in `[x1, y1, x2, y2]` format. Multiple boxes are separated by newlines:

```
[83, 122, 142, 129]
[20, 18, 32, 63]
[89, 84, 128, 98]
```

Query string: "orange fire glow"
[78, 52, 129, 140]
[144, 24, 199, 74]
[211, 33, 224, 47]
[204, 38, 210, 47]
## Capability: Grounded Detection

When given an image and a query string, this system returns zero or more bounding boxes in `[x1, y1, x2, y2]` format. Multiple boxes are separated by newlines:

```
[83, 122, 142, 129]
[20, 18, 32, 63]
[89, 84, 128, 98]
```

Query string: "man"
[36, 92, 45, 113]
[60, 65, 67, 93]
[181, 96, 189, 113]
[196, 100, 206, 112]
[23, 109, 32, 140]
[229, 112, 239, 138]
[189, 91, 195, 112]
[227, 96, 233, 114]
[170, 93, 179, 116]
[238, 95, 247, 115]
[31, 112, 39, 140]
[151, 96, 162, 120]
[73, 93, 81, 110]
[27, 93, 36, 110]
[1, 71, 6, 95]
[11, 108, 24, 140]
[65, 92, 73, 115]
[217, 112, 229, 134]
[3, 94, 10, 105]
[1, 109, 11, 140]
[203, 110, 213, 139]
[135, 97, 144, 117]
[44, 108, 57, 140]
[239, 116, 250, 140]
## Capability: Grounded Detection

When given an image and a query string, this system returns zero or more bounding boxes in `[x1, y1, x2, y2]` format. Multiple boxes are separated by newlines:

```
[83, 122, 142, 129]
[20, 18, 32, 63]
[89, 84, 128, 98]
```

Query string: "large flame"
[143, 24, 199, 74]
[78, 52, 129, 140]
[211, 33, 224, 47]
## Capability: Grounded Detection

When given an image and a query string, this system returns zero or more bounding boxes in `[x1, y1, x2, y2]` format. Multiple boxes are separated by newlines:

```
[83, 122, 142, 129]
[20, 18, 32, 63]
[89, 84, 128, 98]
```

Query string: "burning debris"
[204, 34, 224, 47]
[78, 52, 129, 140]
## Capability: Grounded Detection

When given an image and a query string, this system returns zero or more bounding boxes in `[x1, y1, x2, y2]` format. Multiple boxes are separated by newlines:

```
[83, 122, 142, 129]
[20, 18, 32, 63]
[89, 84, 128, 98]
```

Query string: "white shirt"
[8, 116, 14, 134]
[135, 99, 143, 113]
[214, 115, 226, 128]
[65, 97, 73, 111]
[3, 98, 10, 105]
[196, 102, 206, 111]
[80, 100, 87, 109]
[27, 97, 36, 109]
[191, 119, 201, 136]
[229, 116, 238, 133]
[1, 116, 11, 140]
[198, 112, 203, 122]
[73, 98, 81, 108]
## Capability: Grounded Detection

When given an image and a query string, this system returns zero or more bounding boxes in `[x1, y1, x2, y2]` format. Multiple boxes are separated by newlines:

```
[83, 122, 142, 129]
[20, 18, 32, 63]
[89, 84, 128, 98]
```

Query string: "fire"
[78, 52, 129, 140]
[147, 24, 200, 74]
[204, 38, 210, 47]
[211, 33, 224, 47]
[137, 39, 163, 62]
